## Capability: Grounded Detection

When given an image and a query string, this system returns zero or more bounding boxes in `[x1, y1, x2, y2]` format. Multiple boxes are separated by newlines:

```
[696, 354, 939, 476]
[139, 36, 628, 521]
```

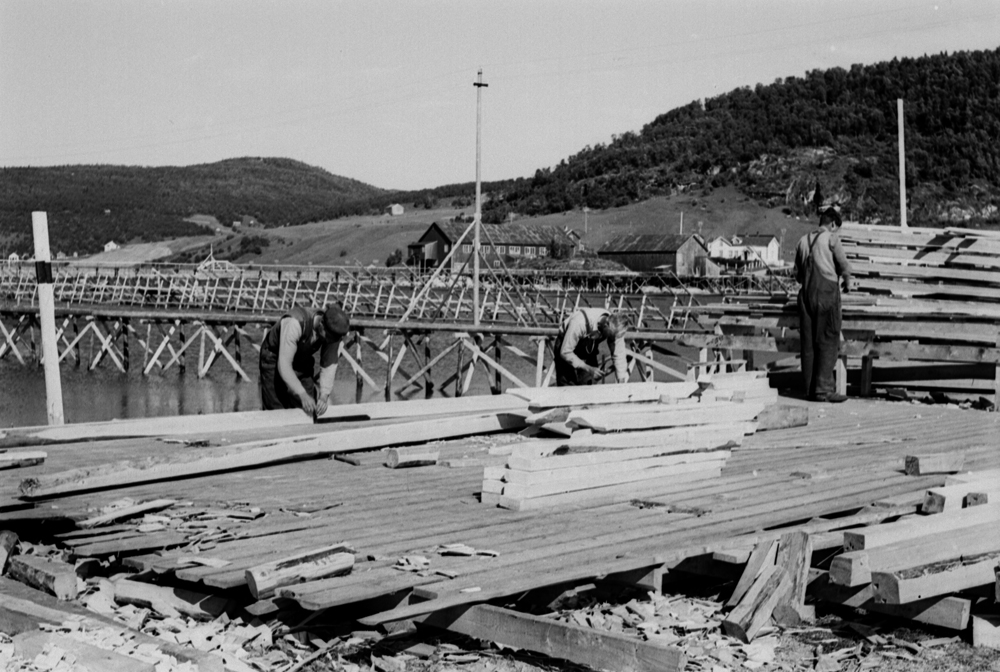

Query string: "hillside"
[480, 48, 1000, 228]
[0, 158, 386, 256]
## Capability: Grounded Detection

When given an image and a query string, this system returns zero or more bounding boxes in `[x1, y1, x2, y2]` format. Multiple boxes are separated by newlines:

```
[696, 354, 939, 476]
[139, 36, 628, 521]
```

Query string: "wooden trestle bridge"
[0, 261, 791, 398]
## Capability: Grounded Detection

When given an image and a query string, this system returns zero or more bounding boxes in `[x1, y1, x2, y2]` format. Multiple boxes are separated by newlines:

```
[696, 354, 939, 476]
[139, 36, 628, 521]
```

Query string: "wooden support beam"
[923, 478, 1000, 513]
[904, 452, 965, 476]
[7, 555, 79, 600]
[871, 552, 1000, 604]
[843, 503, 1000, 551]
[808, 570, 970, 630]
[418, 604, 686, 672]
[830, 521, 1000, 588]
[772, 531, 813, 626]
[726, 540, 777, 608]
[0, 531, 18, 574]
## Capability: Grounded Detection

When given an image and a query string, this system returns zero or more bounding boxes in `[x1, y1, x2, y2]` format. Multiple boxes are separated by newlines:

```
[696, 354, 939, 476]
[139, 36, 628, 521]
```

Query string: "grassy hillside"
[0, 158, 386, 256]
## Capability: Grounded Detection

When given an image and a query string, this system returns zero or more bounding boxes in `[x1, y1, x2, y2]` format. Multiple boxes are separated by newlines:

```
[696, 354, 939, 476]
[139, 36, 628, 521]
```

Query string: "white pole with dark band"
[32, 211, 64, 425]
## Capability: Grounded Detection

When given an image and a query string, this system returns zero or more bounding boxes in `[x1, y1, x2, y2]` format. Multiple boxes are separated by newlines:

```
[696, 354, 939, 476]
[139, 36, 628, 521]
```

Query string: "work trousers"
[798, 273, 842, 400]
[258, 347, 316, 411]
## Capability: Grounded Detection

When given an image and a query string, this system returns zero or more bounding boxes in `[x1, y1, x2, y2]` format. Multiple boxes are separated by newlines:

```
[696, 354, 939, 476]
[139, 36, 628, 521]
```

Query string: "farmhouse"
[597, 233, 708, 275]
[407, 222, 575, 270]
[103, 241, 119, 252]
[707, 233, 781, 272]
[385, 203, 404, 216]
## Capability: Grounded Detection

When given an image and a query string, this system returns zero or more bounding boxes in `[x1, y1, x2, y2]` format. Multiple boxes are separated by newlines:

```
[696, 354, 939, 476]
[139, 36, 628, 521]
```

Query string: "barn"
[407, 222, 575, 270]
[597, 233, 708, 275]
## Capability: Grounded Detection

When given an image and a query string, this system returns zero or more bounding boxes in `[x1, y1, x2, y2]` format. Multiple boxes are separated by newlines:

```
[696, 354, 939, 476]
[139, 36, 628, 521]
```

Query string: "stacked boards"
[483, 372, 780, 511]
[816, 470, 1000, 639]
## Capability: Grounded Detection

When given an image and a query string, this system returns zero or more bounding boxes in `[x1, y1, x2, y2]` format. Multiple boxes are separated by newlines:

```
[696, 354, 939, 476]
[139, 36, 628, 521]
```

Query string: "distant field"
[102, 189, 821, 267]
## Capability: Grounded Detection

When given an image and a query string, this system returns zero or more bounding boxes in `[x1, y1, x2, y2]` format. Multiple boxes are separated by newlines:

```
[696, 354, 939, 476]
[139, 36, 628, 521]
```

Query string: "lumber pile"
[812, 480, 1000, 636]
[483, 373, 781, 510]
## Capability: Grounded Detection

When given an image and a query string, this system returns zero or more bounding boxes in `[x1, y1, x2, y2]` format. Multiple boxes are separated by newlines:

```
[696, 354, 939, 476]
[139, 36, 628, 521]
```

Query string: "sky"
[1, 1, 998, 191]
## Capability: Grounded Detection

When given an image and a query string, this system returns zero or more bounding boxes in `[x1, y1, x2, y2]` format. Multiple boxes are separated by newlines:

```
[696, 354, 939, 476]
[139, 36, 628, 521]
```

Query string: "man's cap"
[322, 305, 351, 338]
[819, 207, 842, 228]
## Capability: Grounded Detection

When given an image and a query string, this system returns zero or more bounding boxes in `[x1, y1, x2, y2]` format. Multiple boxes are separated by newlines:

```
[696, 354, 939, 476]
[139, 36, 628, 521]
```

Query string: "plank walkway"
[1, 395, 998, 625]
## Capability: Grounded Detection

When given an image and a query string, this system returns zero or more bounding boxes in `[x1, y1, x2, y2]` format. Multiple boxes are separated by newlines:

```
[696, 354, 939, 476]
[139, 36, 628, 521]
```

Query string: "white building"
[103, 241, 119, 252]
[385, 203, 404, 216]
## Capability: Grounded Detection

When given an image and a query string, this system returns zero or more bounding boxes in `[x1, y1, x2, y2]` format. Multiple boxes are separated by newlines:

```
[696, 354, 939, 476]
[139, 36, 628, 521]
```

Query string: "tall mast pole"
[897, 98, 907, 229]
[473, 69, 488, 326]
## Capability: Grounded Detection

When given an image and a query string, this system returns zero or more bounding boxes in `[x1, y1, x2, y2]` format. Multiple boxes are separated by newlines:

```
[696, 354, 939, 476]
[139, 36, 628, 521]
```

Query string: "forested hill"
[0, 158, 386, 255]
[480, 47, 1000, 226]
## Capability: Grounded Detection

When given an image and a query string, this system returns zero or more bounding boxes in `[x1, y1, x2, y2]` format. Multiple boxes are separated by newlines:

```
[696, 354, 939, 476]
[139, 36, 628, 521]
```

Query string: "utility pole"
[583, 207, 590, 235]
[473, 69, 488, 326]
[897, 98, 907, 229]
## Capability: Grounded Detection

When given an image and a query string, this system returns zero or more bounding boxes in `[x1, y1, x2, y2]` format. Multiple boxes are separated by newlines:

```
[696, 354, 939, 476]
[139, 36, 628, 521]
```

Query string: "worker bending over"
[259, 304, 350, 416]
[555, 308, 629, 386]
[793, 207, 852, 403]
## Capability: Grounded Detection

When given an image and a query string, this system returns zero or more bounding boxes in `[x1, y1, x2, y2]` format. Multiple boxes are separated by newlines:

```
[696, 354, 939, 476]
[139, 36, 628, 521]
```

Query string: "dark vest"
[261, 306, 316, 357]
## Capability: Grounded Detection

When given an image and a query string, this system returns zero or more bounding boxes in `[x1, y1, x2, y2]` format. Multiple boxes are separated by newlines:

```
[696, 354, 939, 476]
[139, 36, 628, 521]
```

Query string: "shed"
[103, 241, 119, 252]
[386, 203, 405, 217]
[597, 234, 708, 275]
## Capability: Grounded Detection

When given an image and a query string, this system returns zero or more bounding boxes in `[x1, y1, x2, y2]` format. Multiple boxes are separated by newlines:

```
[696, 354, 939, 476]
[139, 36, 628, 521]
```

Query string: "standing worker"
[259, 305, 350, 416]
[554, 308, 629, 386]
[794, 207, 852, 403]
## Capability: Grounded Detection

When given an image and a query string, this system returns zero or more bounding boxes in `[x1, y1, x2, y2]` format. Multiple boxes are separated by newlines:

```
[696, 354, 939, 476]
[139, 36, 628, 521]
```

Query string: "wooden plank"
[904, 453, 965, 475]
[772, 531, 812, 626]
[725, 539, 777, 608]
[14, 409, 311, 443]
[317, 394, 527, 422]
[384, 448, 439, 469]
[0, 530, 18, 573]
[113, 578, 231, 620]
[843, 503, 1000, 551]
[830, 521, 1000, 587]
[872, 553, 1000, 604]
[507, 382, 699, 408]
[502, 450, 731, 486]
[507, 440, 740, 472]
[78, 498, 175, 528]
[19, 413, 524, 499]
[0, 451, 46, 469]
[246, 545, 354, 599]
[7, 555, 79, 600]
[568, 402, 765, 432]
[497, 467, 724, 512]
[721, 564, 791, 643]
[808, 571, 970, 630]
[419, 604, 686, 672]
[499, 457, 727, 501]
[560, 423, 754, 452]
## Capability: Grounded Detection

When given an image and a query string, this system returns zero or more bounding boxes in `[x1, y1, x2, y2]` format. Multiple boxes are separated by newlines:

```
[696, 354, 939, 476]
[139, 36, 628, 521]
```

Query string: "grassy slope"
[166, 186, 816, 267]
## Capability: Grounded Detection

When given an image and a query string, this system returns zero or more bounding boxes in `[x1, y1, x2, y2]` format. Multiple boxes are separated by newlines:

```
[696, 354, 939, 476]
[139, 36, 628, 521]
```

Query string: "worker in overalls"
[554, 308, 629, 386]
[259, 305, 350, 416]
[793, 208, 852, 402]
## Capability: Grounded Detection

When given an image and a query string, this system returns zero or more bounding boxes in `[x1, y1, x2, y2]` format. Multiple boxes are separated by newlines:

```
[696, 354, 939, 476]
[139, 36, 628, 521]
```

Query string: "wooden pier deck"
[1, 394, 997, 628]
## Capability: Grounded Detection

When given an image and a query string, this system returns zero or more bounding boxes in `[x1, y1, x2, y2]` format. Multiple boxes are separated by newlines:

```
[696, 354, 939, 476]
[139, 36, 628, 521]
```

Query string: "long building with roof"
[407, 221, 577, 271]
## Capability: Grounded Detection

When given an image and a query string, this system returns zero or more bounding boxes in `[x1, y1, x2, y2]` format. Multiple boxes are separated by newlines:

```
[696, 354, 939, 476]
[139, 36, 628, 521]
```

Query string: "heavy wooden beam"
[419, 604, 686, 672]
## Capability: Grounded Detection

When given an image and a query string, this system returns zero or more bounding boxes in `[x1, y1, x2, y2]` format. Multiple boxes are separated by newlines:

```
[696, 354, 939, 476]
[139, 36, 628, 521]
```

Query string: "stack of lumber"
[483, 373, 780, 510]
[811, 472, 1000, 641]
[840, 223, 1000, 302]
